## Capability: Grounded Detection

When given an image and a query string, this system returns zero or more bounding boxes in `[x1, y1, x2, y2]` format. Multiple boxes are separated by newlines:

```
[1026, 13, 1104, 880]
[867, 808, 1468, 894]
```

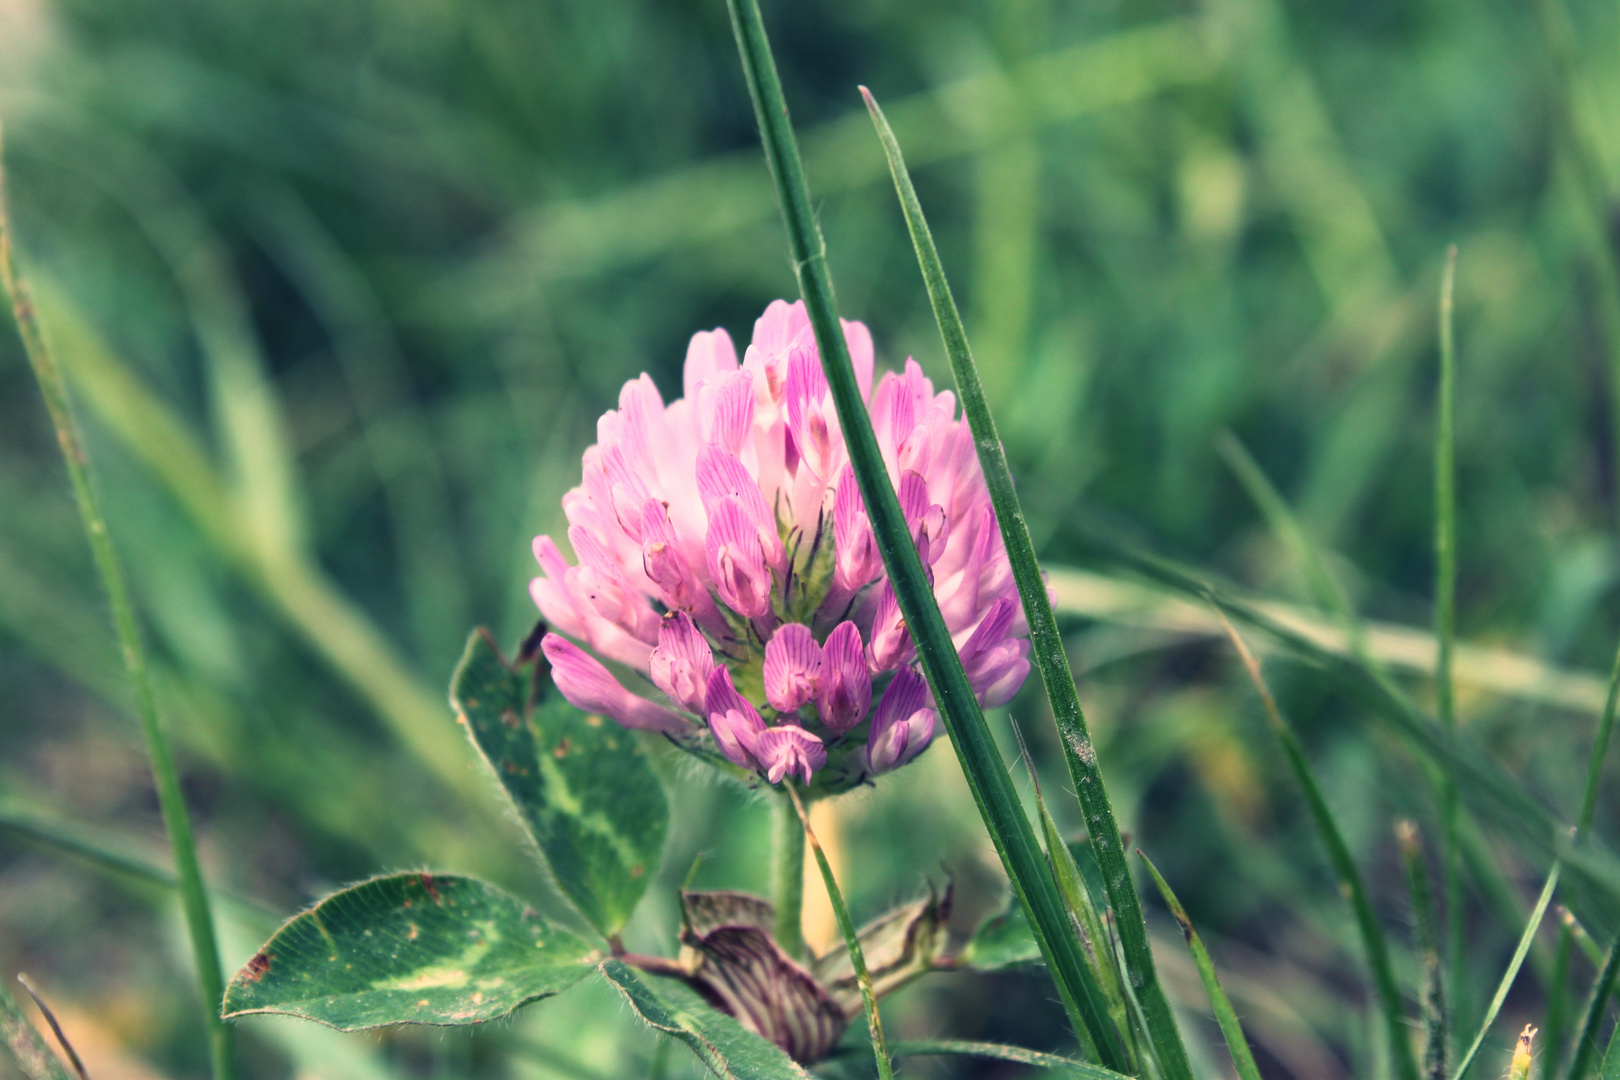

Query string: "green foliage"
[960, 897, 1043, 972]
[450, 628, 668, 938]
[222, 874, 596, 1029]
[1139, 852, 1263, 1080]
[598, 960, 813, 1080]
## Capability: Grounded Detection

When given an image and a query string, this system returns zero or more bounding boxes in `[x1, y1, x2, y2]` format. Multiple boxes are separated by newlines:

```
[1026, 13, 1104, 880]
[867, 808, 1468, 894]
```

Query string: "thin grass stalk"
[786, 788, 892, 1080]
[1452, 868, 1560, 1080]
[0, 126, 236, 1080]
[860, 83, 1191, 1080]
[1012, 723, 1128, 1061]
[882, 1040, 1131, 1078]
[1558, 636, 1620, 1080]
[1398, 821, 1449, 1080]
[1216, 612, 1422, 1080]
[14, 981, 87, 1080]
[1433, 246, 1469, 1052]
[1138, 852, 1264, 1080]
[1565, 940, 1620, 1080]
[1, 982, 73, 1080]
[1079, 535, 1620, 918]
[721, 1, 1126, 1068]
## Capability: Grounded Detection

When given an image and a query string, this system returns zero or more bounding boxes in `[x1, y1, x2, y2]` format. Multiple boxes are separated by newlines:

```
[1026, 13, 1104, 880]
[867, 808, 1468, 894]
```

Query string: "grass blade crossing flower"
[722, 0, 1126, 1068]
[861, 85, 1190, 1080]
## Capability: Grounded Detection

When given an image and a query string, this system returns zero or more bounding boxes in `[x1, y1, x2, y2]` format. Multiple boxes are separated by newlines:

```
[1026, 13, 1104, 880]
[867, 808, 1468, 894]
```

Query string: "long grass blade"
[1433, 245, 1468, 1051]
[1216, 612, 1421, 1080]
[860, 83, 1191, 1080]
[1138, 852, 1263, 1080]
[786, 788, 892, 1080]
[722, 1, 1126, 1069]
[1451, 868, 1560, 1080]
[14, 980, 88, 1080]
[1397, 821, 1448, 1080]
[1558, 635, 1620, 1080]
[1565, 939, 1620, 1080]
[0, 983, 73, 1080]
[883, 1039, 1132, 1078]
[1075, 536, 1620, 921]
[0, 125, 236, 1080]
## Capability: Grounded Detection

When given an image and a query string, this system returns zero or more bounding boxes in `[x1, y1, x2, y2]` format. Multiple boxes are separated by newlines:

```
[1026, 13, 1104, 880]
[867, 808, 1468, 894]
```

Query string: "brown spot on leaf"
[503, 760, 527, 775]
[419, 874, 441, 903]
[631, 864, 645, 878]
[242, 952, 271, 983]
[501, 708, 521, 729]
[585, 715, 603, 727]
[553, 737, 571, 759]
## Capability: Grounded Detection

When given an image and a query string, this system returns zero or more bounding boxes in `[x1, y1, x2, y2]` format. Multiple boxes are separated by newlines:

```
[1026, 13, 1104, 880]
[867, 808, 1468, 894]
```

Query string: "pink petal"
[699, 369, 756, 456]
[541, 634, 692, 735]
[705, 666, 766, 770]
[816, 621, 872, 735]
[866, 583, 912, 673]
[683, 327, 740, 402]
[649, 611, 716, 714]
[706, 498, 773, 619]
[866, 667, 937, 773]
[763, 623, 822, 713]
[833, 465, 882, 591]
[754, 725, 828, 785]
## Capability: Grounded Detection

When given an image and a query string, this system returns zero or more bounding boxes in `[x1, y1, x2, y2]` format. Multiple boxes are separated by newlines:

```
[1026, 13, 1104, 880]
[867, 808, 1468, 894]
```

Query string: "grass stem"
[861, 82, 1188, 1080]
[0, 124, 235, 1080]
[722, 0, 1126, 1067]
[786, 787, 891, 1080]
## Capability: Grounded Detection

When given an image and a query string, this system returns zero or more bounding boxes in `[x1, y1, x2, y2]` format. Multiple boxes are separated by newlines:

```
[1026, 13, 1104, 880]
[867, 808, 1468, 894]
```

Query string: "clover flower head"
[534, 300, 1031, 789]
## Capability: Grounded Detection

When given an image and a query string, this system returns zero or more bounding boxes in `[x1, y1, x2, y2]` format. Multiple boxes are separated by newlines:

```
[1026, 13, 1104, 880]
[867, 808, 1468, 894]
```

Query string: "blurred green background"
[3, 0, 1620, 1076]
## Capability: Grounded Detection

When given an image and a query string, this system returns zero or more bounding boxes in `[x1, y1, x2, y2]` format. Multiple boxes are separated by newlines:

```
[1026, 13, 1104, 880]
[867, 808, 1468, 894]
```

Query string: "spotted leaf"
[222, 873, 596, 1029]
[451, 627, 669, 937]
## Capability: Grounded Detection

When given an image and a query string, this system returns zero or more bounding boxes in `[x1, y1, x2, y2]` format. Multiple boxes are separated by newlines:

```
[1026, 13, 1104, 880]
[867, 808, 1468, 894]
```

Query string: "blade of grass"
[15, 979, 88, 1080]
[1559, 636, 1620, 1080]
[1433, 245, 1467, 1053]
[786, 787, 891, 1080]
[723, 1, 1126, 1069]
[883, 1039, 1132, 1078]
[0, 125, 236, 1080]
[1, 983, 73, 1080]
[1397, 821, 1448, 1080]
[1012, 724, 1127, 1063]
[1074, 534, 1620, 925]
[861, 84, 1190, 1080]
[1138, 851, 1263, 1080]
[1216, 611, 1421, 1080]
[1451, 868, 1560, 1080]
[1565, 939, 1620, 1080]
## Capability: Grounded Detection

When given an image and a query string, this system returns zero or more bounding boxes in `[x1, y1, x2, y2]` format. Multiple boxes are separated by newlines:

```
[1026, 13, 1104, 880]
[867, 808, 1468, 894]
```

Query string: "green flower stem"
[0, 126, 236, 1080]
[861, 86, 1189, 1080]
[787, 788, 892, 1080]
[771, 791, 806, 959]
[722, 1, 1125, 1069]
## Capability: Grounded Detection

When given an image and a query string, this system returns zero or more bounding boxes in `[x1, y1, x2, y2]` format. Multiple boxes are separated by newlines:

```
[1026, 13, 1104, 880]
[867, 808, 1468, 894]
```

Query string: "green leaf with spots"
[450, 628, 669, 937]
[222, 873, 596, 1029]
[598, 960, 813, 1079]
